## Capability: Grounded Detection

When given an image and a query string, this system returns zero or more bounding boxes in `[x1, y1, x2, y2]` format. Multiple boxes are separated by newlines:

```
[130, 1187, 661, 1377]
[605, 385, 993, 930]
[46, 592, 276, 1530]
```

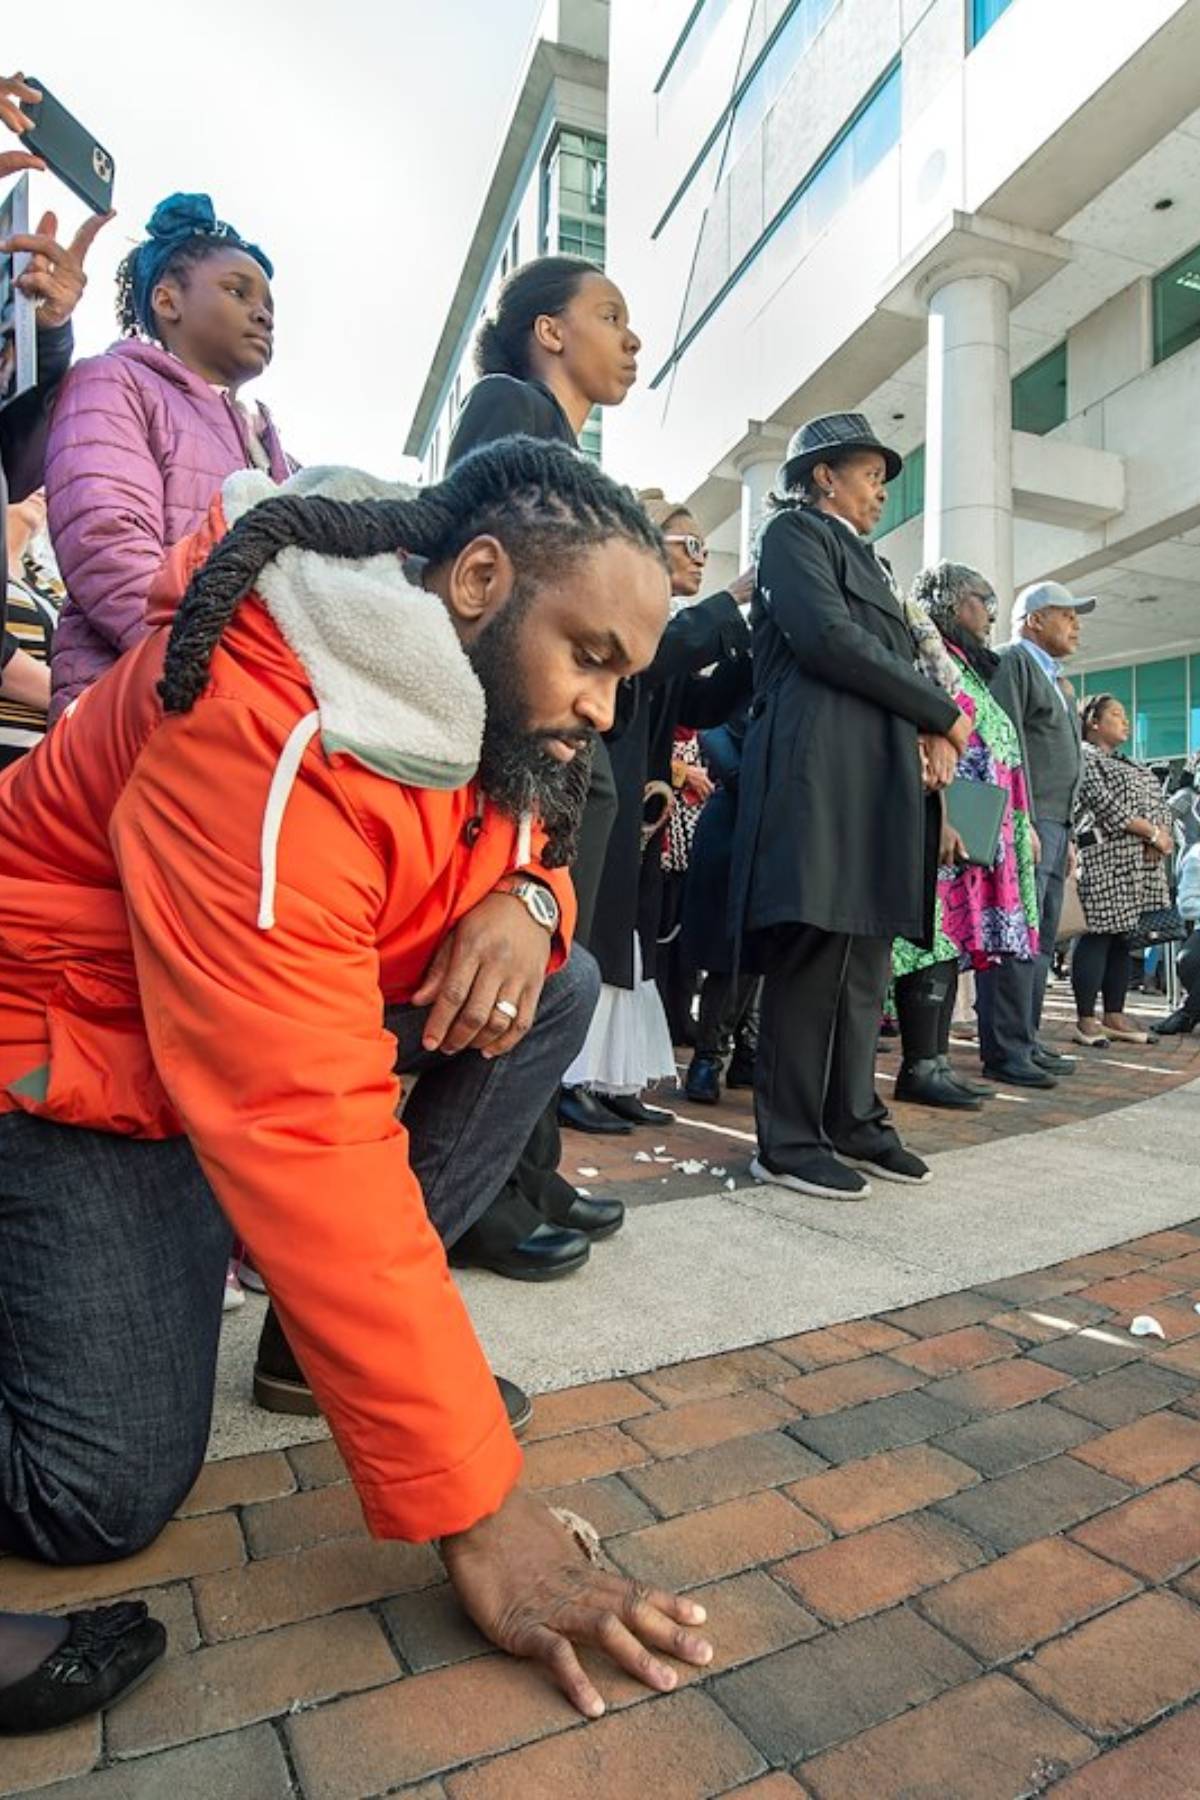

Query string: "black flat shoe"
[1157, 1006, 1200, 1036]
[685, 1056, 722, 1105]
[894, 1059, 982, 1111]
[982, 1060, 1058, 1089]
[0, 1603, 166, 1736]
[449, 1220, 591, 1282]
[558, 1087, 633, 1135]
[725, 1054, 756, 1090]
[599, 1094, 676, 1128]
[497, 1375, 533, 1435]
[562, 1193, 625, 1238]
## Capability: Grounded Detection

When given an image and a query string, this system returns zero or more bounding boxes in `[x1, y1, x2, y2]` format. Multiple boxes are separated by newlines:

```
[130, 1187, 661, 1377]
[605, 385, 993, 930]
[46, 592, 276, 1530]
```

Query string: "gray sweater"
[989, 640, 1082, 826]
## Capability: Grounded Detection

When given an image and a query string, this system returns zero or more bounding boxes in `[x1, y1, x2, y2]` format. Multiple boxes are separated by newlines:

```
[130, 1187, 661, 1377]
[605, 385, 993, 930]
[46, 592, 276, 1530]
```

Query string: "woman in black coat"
[730, 413, 969, 1201]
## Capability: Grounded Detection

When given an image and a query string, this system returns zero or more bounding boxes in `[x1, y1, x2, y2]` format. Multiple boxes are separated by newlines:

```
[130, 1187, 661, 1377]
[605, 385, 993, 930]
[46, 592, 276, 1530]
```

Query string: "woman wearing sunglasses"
[563, 495, 753, 1129]
[890, 561, 1041, 1110]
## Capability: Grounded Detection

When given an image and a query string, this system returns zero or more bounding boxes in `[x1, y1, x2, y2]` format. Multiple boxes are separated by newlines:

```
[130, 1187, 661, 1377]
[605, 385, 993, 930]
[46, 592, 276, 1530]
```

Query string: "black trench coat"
[590, 591, 751, 989]
[730, 507, 960, 948]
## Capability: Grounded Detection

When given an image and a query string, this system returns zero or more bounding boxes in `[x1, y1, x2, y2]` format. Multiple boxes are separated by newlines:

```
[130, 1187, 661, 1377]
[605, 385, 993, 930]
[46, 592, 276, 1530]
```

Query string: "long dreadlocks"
[158, 436, 668, 867]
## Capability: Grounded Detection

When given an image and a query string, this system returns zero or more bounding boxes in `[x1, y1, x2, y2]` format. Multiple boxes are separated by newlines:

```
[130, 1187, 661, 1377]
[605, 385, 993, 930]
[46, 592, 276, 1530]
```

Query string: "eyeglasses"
[664, 533, 708, 563]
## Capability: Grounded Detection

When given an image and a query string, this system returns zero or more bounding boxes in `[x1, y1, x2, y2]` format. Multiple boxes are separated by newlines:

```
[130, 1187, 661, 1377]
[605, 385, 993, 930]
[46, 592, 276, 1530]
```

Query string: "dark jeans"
[976, 818, 1069, 1067]
[1072, 932, 1131, 1018]
[755, 926, 898, 1171]
[0, 948, 598, 1566]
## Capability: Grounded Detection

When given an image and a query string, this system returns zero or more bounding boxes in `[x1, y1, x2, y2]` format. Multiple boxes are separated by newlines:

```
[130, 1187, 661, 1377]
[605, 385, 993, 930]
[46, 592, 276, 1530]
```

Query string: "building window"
[722, 0, 837, 172]
[559, 218, 607, 261]
[1153, 239, 1200, 365]
[969, 0, 1016, 49]
[1012, 343, 1067, 436]
[873, 443, 925, 539]
[510, 220, 520, 269]
[545, 130, 607, 267]
[1190, 656, 1200, 755]
[657, 0, 838, 237]
[579, 406, 603, 464]
[653, 61, 901, 385]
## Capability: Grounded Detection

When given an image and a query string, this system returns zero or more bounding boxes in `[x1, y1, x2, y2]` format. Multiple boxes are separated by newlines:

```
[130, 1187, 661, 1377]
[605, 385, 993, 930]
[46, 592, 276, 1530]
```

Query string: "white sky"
[8, 0, 543, 474]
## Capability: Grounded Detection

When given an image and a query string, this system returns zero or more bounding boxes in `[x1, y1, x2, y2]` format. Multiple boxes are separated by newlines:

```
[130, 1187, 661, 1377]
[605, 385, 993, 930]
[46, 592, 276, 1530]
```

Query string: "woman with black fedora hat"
[730, 412, 971, 1200]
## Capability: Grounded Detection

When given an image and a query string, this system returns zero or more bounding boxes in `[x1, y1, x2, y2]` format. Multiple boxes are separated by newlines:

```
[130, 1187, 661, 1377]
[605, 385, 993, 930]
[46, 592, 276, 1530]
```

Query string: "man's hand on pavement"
[413, 891, 551, 1058]
[441, 1487, 714, 1718]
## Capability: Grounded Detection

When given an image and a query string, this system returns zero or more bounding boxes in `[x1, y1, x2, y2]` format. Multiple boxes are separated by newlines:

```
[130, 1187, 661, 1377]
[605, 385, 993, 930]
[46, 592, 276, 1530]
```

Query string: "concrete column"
[921, 262, 1017, 630]
[738, 457, 780, 566]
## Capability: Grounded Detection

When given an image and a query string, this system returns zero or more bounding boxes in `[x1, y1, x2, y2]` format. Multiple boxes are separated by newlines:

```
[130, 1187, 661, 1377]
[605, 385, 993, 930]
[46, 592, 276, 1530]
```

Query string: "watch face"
[529, 885, 559, 928]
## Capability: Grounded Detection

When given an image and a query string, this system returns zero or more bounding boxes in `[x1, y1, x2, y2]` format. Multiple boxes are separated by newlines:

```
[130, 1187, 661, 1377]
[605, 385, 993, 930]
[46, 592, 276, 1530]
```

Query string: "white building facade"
[405, 0, 611, 480]
[606, 0, 1200, 763]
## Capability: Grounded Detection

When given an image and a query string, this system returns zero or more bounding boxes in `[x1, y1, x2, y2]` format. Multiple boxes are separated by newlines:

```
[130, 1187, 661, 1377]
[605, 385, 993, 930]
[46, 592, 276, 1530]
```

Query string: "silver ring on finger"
[492, 998, 519, 1022]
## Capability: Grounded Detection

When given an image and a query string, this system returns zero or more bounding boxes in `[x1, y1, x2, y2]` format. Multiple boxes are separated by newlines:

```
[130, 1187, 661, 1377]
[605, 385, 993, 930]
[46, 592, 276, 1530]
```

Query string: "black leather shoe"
[449, 1220, 591, 1282]
[600, 1093, 676, 1128]
[562, 1193, 625, 1238]
[558, 1086, 633, 1135]
[497, 1375, 533, 1435]
[982, 1059, 1058, 1089]
[895, 1058, 982, 1111]
[1157, 1006, 1200, 1036]
[1033, 1043, 1076, 1074]
[685, 1056, 722, 1105]
[0, 1603, 166, 1735]
[725, 1052, 756, 1090]
[938, 1058, 995, 1099]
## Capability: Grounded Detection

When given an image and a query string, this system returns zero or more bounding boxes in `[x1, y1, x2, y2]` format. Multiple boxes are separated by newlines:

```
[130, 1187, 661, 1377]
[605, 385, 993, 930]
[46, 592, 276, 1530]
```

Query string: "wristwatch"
[497, 877, 560, 934]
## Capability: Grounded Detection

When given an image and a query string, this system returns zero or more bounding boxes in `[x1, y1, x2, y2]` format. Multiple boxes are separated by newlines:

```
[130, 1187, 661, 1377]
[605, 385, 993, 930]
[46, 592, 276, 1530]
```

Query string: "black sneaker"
[750, 1153, 871, 1200]
[841, 1145, 932, 1186]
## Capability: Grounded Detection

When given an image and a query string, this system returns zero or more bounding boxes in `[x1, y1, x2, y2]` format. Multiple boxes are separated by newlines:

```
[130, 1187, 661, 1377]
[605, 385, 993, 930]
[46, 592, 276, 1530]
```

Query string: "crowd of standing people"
[1, 61, 1197, 1746]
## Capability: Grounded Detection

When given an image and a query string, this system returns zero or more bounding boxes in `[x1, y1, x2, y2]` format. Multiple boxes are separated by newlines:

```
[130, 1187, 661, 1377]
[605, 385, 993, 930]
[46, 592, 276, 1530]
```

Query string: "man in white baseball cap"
[975, 579, 1095, 1087]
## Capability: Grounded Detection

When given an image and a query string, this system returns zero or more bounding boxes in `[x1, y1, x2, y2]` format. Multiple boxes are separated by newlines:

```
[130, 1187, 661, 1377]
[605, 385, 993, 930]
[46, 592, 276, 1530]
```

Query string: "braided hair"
[158, 437, 668, 863]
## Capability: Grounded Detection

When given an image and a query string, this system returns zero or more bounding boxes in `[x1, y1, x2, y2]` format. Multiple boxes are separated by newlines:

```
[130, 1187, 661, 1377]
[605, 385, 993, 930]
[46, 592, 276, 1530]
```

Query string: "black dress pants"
[756, 925, 899, 1171]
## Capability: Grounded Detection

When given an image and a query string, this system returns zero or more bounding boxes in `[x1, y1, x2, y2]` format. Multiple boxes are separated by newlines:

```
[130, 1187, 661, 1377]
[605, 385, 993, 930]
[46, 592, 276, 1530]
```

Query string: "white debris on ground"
[1130, 1314, 1166, 1339]
[633, 1150, 653, 1163]
[576, 1166, 600, 1179]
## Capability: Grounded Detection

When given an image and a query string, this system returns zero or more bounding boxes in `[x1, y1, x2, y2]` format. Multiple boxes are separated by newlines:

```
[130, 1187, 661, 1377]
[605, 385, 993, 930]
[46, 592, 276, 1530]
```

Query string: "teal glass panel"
[1012, 343, 1067, 436]
[971, 0, 1015, 47]
[874, 443, 925, 539]
[1190, 655, 1200, 753]
[1153, 240, 1200, 365]
[1134, 657, 1187, 761]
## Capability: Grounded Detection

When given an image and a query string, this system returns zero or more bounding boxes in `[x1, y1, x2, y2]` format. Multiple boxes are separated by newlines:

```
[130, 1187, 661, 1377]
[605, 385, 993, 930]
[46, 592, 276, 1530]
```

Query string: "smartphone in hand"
[22, 79, 115, 215]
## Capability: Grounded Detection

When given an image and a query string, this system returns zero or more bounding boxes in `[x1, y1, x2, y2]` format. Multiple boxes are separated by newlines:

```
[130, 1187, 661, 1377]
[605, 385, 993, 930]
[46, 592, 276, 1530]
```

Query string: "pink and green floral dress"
[893, 646, 1039, 977]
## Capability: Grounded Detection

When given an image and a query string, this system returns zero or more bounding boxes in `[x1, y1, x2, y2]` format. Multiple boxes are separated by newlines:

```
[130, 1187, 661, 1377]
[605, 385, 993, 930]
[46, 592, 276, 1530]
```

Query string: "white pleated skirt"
[563, 938, 678, 1095]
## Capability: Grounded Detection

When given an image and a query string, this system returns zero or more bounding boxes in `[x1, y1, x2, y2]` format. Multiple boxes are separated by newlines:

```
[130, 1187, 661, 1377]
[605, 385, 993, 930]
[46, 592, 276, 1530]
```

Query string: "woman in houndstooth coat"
[1072, 693, 1171, 1046]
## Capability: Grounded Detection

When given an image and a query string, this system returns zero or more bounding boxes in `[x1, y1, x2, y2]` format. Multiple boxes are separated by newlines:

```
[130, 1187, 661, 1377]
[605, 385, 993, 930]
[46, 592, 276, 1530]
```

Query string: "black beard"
[467, 584, 596, 869]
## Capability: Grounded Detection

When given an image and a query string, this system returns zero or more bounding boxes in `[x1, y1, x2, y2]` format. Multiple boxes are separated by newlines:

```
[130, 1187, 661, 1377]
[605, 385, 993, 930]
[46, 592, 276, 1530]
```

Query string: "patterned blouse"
[1076, 746, 1170, 936]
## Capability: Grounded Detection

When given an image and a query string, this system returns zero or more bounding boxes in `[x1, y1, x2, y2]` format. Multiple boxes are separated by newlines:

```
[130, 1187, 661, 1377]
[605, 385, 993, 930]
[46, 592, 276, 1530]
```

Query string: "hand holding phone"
[1, 71, 47, 181]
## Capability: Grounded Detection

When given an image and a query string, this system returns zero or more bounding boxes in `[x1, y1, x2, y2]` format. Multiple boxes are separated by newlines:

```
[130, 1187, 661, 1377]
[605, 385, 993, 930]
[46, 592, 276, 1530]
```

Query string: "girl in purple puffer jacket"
[45, 192, 293, 718]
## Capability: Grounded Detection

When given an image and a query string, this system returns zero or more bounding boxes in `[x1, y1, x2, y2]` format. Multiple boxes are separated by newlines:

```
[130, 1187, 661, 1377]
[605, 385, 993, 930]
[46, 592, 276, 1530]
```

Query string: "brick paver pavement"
[4, 1208, 1200, 1798]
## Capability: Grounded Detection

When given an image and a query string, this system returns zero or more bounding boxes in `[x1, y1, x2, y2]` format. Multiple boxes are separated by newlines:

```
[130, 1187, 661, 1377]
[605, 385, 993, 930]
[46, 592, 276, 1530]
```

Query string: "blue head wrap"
[129, 193, 274, 335]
